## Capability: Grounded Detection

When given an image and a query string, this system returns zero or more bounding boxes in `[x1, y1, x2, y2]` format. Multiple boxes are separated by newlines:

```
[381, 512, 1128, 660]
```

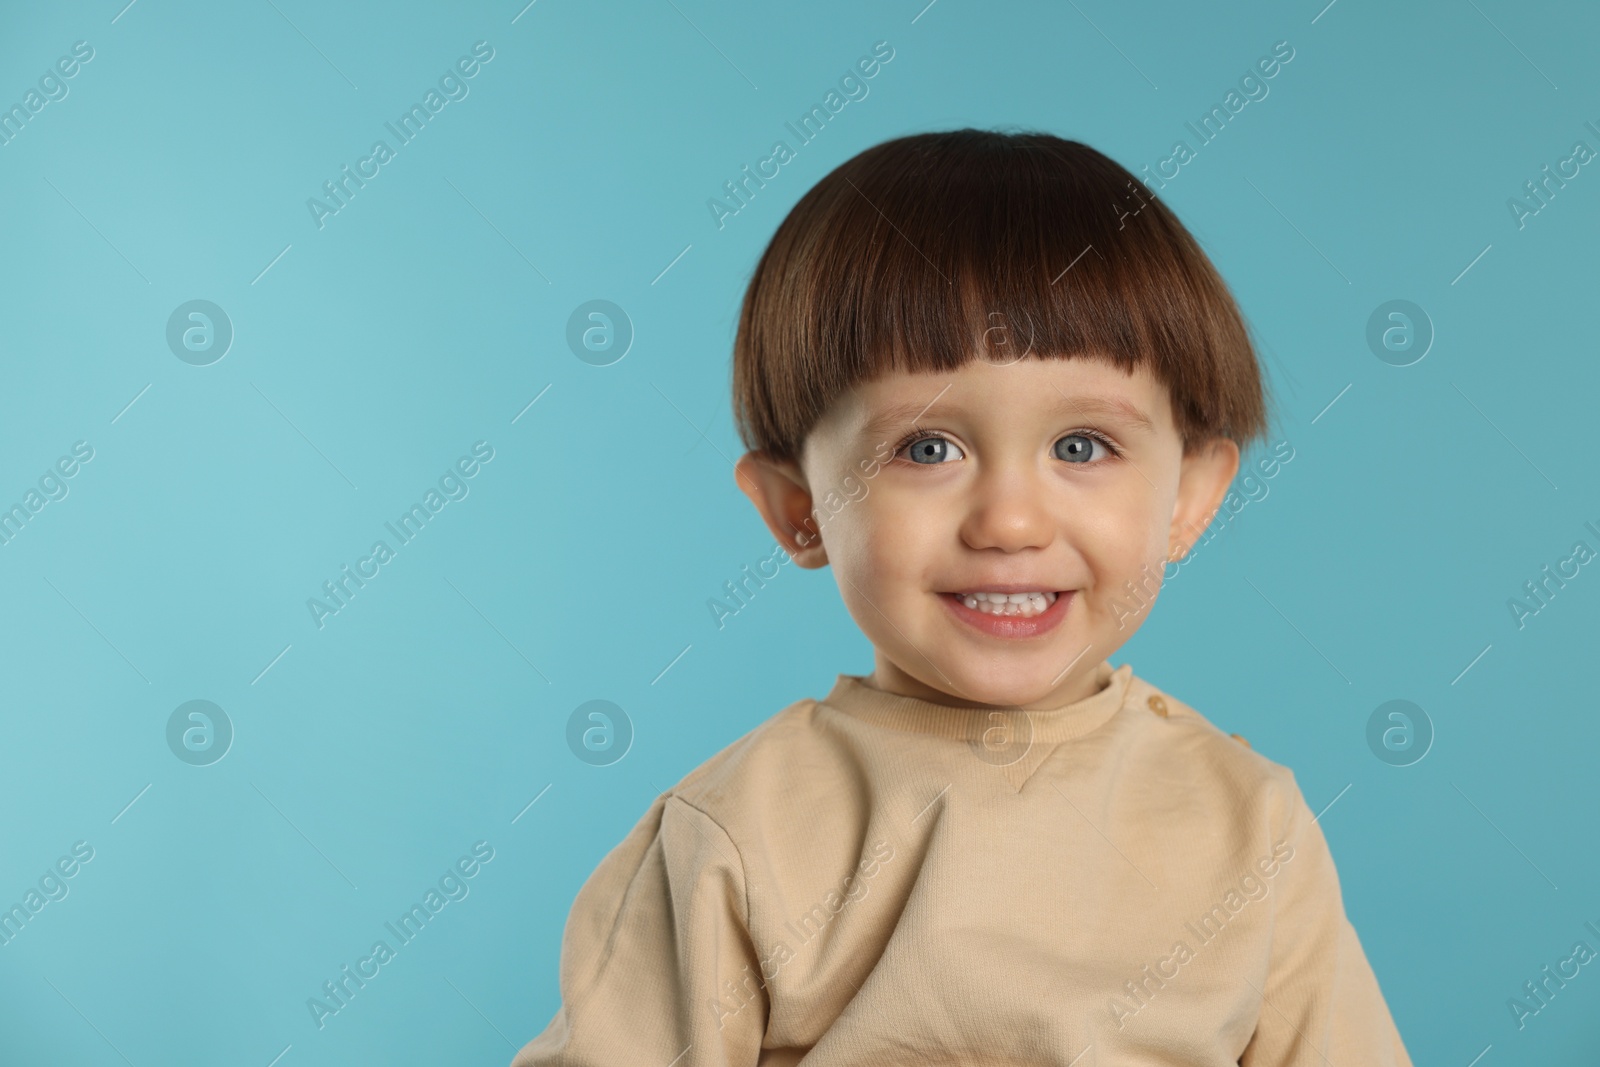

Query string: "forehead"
[839, 356, 1173, 440]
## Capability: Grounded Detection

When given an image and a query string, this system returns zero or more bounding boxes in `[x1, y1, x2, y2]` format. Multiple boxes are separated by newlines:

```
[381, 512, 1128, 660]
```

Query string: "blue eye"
[891, 429, 1121, 466]
[1055, 433, 1106, 463]
[900, 433, 965, 464]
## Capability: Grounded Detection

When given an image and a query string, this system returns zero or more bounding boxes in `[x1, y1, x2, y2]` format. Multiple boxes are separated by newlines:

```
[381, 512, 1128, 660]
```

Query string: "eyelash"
[889, 427, 1124, 464]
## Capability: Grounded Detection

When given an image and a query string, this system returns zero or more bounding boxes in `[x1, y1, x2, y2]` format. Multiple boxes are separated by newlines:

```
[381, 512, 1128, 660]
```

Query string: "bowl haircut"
[731, 128, 1274, 467]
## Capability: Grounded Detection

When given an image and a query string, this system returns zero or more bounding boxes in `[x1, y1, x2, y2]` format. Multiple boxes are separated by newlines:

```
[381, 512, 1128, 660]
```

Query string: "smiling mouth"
[943, 590, 1062, 618]
[939, 589, 1073, 637]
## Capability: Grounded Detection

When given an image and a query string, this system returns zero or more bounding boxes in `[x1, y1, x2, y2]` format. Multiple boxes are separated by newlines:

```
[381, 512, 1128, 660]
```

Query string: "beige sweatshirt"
[511, 659, 1413, 1065]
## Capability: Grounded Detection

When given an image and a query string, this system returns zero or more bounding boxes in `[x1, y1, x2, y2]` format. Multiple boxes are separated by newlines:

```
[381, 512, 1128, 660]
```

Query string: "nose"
[956, 463, 1056, 553]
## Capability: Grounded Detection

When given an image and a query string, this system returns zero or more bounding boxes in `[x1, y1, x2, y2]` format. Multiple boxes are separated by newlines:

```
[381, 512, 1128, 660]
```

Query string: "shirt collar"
[818, 660, 1135, 743]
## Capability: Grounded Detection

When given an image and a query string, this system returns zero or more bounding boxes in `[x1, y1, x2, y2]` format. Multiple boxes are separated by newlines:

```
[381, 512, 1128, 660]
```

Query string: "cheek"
[833, 493, 935, 590]
[848, 504, 913, 571]
[1077, 488, 1171, 582]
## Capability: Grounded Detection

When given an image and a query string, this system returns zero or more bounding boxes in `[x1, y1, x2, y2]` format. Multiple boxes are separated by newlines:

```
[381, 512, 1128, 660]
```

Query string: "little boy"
[511, 129, 1412, 1065]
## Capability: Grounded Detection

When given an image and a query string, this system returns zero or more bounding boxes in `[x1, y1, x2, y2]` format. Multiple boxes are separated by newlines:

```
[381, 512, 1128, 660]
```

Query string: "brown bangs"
[731, 127, 1271, 464]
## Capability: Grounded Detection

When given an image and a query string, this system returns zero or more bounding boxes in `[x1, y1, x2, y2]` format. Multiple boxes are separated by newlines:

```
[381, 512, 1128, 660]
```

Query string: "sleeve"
[1239, 772, 1414, 1067]
[509, 793, 767, 1067]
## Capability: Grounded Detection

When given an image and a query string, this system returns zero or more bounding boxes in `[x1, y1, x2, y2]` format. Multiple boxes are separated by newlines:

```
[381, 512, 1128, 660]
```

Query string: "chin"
[948, 663, 1060, 704]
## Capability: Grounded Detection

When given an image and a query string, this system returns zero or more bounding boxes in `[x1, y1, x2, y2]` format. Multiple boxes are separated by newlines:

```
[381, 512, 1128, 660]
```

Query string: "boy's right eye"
[902, 435, 960, 463]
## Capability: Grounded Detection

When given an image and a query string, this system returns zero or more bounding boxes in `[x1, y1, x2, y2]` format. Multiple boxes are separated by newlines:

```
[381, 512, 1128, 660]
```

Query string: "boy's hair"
[731, 127, 1272, 465]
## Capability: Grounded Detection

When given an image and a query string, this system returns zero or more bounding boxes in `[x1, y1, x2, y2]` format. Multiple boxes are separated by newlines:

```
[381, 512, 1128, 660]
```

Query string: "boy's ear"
[1168, 436, 1240, 562]
[734, 451, 829, 568]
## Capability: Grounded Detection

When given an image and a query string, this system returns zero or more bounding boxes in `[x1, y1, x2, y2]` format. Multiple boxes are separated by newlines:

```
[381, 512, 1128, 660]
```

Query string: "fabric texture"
[510, 659, 1413, 1065]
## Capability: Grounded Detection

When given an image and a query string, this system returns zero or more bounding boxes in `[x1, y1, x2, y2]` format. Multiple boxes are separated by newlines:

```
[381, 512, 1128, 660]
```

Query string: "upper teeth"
[956, 591, 1057, 616]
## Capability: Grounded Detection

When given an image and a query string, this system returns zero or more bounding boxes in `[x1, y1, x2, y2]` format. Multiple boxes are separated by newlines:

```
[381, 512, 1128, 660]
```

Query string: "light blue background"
[2, 0, 1597, 1063]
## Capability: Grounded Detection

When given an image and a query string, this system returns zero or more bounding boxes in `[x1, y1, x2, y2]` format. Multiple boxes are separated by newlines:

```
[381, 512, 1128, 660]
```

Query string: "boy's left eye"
[1054, 433, 1114, 463]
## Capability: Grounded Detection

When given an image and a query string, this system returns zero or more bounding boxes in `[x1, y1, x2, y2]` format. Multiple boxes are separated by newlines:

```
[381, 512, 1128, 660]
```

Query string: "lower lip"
[940, 591, 1072, 639]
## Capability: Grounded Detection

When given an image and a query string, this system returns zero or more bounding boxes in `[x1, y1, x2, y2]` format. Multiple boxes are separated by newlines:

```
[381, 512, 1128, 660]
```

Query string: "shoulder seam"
[664, 793, 753, 929]
[665, 707, 798, 801]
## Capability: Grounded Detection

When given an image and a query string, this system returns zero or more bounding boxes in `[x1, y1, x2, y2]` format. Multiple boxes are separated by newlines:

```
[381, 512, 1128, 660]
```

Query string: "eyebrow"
[861, 392, 1157, 441]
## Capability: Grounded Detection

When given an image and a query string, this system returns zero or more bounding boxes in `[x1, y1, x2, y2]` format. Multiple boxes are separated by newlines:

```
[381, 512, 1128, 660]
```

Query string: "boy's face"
[735, 354, 1240, 710]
